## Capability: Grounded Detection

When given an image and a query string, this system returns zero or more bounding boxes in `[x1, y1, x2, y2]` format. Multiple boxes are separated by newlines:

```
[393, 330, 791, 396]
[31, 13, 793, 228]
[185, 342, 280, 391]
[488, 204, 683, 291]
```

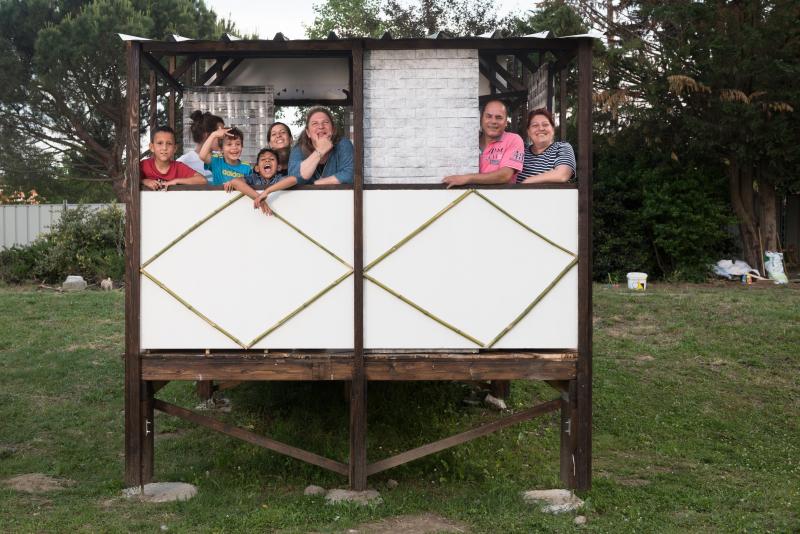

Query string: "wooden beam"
[153, 400, 349, 476]
[560, 379, 577, 488]
[198, 58, 227, 85]
[479, 62, 505, 93]
[124, 40, 147, 487]
[514, 52, 539, 76]
[141, 52, 184, 93]
[148, 71, 157, 134]
[349, 42, 367, 491]
[367, 398, 560, 475]
[171, 56, 197, 81]
[575, 38, 594, 491]
[484, 57, 525, 92]
[213, 58, 243, 85]
[559, 64, 568, 141]
[168, 56, 176, 130]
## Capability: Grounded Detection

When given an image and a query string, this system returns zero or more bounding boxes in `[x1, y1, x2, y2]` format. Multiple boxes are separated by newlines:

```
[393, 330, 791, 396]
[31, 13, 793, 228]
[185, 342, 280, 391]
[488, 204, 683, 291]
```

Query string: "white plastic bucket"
[626, 272, 648, 290]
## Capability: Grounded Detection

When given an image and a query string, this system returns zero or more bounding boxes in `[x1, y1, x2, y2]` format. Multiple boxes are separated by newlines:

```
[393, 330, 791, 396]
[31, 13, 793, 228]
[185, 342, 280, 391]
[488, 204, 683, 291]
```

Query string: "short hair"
[267, 122, 293, 145]
[254, 148, 279, 173]
[188, 110, 224, 143]
[527, 108, 555, 129]
[219, 126, 244, 148]
[480, 99, 510, 117]
[150, 125, 176, 142]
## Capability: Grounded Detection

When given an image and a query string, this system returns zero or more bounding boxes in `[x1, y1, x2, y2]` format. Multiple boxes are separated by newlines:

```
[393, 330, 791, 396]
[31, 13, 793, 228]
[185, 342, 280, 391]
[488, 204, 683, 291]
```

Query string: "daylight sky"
[203, 0, 536, 40]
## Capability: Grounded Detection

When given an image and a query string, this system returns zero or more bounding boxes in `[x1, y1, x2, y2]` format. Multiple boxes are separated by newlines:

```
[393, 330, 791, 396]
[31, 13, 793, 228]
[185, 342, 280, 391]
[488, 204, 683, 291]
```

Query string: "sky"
[204, 0, 535, 40]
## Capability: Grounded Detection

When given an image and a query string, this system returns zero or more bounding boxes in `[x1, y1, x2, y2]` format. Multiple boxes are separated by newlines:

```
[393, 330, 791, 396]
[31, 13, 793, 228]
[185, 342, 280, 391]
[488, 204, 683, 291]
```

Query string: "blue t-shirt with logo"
[205, 153, 251, 186]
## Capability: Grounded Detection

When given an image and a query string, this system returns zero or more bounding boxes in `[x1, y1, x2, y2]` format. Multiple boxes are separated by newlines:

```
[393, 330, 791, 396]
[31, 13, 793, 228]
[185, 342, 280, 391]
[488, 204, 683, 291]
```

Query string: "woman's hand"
[313, 132, 334, 156]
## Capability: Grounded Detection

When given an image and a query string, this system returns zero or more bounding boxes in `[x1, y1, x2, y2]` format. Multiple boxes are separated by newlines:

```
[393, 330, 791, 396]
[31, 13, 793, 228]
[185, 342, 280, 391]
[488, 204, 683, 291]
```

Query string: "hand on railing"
[254, 191, 273, 216]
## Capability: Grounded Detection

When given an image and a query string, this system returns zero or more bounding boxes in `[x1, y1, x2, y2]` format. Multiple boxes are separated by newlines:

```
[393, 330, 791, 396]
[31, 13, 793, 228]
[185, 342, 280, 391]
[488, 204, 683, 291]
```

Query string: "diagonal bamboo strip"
[246, 269, 354, 348]
[364, 274, 485, 347]
[485, 257, 579, 348]
[140, 269, 247, 348]
[271, 210, 352, 269]
[364, 189, 474, 272]
[142, 193, 246, 268]
[472, 190, 577, 257]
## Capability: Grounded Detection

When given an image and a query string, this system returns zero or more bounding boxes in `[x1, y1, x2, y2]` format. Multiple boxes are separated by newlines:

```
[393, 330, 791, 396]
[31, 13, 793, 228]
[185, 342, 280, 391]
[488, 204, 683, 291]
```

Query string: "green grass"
[0, 283, 798, 532]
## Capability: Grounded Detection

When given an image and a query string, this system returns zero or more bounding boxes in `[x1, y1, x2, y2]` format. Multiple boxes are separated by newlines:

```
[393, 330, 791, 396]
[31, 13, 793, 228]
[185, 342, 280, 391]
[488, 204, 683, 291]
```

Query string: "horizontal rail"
[141, 352, 577, 382]
[366, 398, 561, 475]
[153, 399, 349, 476]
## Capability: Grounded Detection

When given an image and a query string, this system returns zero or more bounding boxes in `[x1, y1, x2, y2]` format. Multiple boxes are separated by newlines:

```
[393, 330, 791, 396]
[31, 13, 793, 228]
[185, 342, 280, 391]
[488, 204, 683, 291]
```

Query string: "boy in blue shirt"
[198, 126, 251, 186]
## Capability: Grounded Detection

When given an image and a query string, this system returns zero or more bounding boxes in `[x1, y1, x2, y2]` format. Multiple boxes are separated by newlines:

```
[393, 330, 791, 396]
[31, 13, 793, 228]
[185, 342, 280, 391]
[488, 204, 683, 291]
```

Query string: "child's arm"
[141, 178, 161, 190]
[198, 128, 230, 164]
[224, 177, 260, 199]
[167, 172, 207, 187]
[253, 176, 298, 215]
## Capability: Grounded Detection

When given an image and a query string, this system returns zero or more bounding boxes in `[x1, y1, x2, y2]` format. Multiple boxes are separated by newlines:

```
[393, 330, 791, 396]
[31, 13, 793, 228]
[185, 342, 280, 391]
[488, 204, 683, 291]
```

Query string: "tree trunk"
[757, 179, 779, 253]
[728, 162, 760, 269]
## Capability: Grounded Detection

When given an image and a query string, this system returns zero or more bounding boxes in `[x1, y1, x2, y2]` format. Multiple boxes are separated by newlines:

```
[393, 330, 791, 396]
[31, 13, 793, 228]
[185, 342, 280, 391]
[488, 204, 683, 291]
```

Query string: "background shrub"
[0, 204, 124, 284]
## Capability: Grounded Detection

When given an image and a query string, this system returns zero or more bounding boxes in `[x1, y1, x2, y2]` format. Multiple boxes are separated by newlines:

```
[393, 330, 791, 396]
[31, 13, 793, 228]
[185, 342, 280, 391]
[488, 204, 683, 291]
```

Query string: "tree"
[0, 0, 233, 202]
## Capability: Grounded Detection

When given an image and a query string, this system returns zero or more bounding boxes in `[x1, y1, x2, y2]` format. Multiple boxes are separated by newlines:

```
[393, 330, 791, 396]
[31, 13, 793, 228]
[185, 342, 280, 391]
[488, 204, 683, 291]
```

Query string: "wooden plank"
[196, 380, 214, 400]
[148, 71, 157, 134]
[365, 360, 575, 381]
[214, 58, 243, 85]
[170, 56, 197, 81]
[486, 57, 525, 92]
[141, 51, 184, 93]
[153, 400, 349, 476]
[168, 56, 176, 130]
[141, 381, 154, 483]
[349, 43, 368, 491]
[363, 183, 576, 190]
[575, 39, 593, 491]
[559, 379, 577, 488]
[367, 398, 560, 475]
[559, 64, 567, 140]
[142, 355, 355, 381]
[124, 41, 144, 487]
[198, 58, 226, 85]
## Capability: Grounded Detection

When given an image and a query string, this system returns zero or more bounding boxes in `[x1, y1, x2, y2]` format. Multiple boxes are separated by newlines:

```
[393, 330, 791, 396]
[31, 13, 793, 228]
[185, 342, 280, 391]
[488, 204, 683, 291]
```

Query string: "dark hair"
[189, 110, 224, 143]
[219, 126, 244, 148]
[150, 125, 176, 142]
[253, 148, 279, 173]
[297, 107, 341, 157]
[267, 122, 293, 147]
[527, 108, 555, 129]
[274, 147, 290, 167]
[480, 99, 510, 117]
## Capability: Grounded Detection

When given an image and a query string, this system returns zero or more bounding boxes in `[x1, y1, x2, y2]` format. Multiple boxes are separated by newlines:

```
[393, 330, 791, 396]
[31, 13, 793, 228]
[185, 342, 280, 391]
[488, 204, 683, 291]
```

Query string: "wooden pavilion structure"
[122, 32, 594, 491]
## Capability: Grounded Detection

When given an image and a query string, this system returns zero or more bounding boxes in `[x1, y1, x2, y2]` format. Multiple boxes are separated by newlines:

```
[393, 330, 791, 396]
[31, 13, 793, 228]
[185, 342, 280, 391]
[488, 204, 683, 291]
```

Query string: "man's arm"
[442, 167, 515, 188]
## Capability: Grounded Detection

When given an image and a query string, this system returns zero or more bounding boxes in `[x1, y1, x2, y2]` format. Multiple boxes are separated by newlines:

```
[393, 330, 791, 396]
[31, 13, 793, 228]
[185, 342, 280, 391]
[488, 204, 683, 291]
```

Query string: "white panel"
[363, 190, 464, 265]
[364, 189, 578, 349]
[481, 190, 579, 253]
[364, 279, 476, 349]
[140, 190, 353, 349]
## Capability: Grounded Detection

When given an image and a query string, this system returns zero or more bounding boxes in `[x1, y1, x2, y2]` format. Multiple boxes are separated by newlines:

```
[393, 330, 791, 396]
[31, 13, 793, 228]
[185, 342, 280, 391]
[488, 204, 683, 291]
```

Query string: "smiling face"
[149, 131, 176, 164]
[307, 111, 333, 140]
[255, 151, 278, 180]
[269, 124, 291, 149]
[221, 136, 243, 164]
[481, 101, 508, 142]
[527, 113, 555, 148]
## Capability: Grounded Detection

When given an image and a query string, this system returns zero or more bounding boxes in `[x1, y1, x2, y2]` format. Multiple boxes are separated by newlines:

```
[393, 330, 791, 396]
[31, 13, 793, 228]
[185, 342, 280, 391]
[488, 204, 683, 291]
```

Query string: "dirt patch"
[3, 473, 74, 493]
[328, 513, 468, 533]
[635, 354, 655, 362]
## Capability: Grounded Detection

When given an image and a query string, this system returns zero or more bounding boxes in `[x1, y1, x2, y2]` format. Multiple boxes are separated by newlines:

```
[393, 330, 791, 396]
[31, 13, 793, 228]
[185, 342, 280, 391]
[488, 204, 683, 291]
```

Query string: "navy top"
[516, 141, 576, 183]
[288, 138, 354, 185]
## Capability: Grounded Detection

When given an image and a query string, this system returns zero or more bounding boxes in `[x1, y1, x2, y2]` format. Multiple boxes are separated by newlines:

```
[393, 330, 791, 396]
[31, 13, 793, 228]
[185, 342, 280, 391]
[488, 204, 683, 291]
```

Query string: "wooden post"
[575, 38, 593, 491]
[124, 41, 152, 487]
[559, 379, 577, 487]
[168, 56, 176, 131]
[559, 64, 568, 141]
[148, 71, 157, 135]
[349, 41, 367, 491]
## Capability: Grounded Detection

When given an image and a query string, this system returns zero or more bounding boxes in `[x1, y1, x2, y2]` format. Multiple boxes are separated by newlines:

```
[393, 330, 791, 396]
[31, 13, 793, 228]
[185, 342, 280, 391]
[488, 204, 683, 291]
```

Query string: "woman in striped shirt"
[516, 108, 576, 184]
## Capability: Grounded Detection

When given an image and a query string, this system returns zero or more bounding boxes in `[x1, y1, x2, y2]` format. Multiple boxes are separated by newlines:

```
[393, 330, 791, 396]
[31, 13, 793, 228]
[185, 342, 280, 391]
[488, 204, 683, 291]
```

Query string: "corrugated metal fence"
[0, 203, 111, 249]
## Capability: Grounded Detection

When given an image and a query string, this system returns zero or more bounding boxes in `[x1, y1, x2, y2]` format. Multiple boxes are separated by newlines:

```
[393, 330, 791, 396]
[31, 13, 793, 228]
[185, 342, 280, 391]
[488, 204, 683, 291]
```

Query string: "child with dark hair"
[198, 126, 251, 186]
[140, 126, 206, 190]
[178, 110, 224, 180]
[223, 148, 287, 199]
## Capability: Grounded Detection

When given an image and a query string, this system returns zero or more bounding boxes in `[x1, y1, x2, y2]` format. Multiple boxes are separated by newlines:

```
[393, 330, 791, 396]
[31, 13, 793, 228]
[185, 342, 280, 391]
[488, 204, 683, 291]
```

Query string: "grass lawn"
[0, 282, 798, 532]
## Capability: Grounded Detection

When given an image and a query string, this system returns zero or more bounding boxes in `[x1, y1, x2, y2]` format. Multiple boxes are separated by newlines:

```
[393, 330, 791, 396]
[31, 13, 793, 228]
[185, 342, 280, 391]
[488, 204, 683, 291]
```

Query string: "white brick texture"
[364, 49, 479, 184]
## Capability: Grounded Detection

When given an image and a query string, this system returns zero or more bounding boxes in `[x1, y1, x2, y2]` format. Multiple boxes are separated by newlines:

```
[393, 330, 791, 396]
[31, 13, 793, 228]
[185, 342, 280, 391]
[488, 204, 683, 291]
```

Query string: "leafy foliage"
[0, 204, 125, 284]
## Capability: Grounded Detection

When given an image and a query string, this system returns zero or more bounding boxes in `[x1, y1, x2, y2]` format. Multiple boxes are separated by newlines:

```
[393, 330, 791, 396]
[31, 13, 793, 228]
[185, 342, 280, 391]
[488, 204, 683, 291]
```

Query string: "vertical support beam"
[141, 381, 154, 482]
[575, 38, 594, 491]
[148, 71, 157, 135]
[168, 56, 176, 131]
[349, 41, 367, 491]
[559, 380, 577, 488]
[559, 65, 568, 141]
[124, 41, 151, 487]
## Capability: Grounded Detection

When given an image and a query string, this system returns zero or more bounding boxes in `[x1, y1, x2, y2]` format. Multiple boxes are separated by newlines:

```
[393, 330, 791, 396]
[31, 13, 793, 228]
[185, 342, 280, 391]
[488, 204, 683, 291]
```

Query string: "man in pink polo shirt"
[442, 99, 525, 187]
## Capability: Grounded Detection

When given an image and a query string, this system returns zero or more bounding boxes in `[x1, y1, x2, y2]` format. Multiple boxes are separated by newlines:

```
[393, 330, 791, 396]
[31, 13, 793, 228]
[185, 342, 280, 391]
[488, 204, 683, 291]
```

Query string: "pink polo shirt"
[479, 132, 525, 183]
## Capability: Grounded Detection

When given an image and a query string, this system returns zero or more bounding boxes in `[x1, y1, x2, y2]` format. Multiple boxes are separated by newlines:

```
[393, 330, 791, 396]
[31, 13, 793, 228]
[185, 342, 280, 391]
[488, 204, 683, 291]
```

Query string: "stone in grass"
[574, 515, 587, 525]
[385, 479, 399, 490]
[484, 393, 507, 411]
[123, 482, 197, 503]
[521, 489, 584, 514]
[62, 275, 87, 291]
[304, 485, 326, 496]
[325, 488, 382, 505]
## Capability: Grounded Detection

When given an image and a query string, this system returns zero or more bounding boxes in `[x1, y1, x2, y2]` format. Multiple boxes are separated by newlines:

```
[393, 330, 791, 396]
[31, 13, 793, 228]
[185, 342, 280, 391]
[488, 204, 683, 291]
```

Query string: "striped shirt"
[516, 142, 576, 183]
